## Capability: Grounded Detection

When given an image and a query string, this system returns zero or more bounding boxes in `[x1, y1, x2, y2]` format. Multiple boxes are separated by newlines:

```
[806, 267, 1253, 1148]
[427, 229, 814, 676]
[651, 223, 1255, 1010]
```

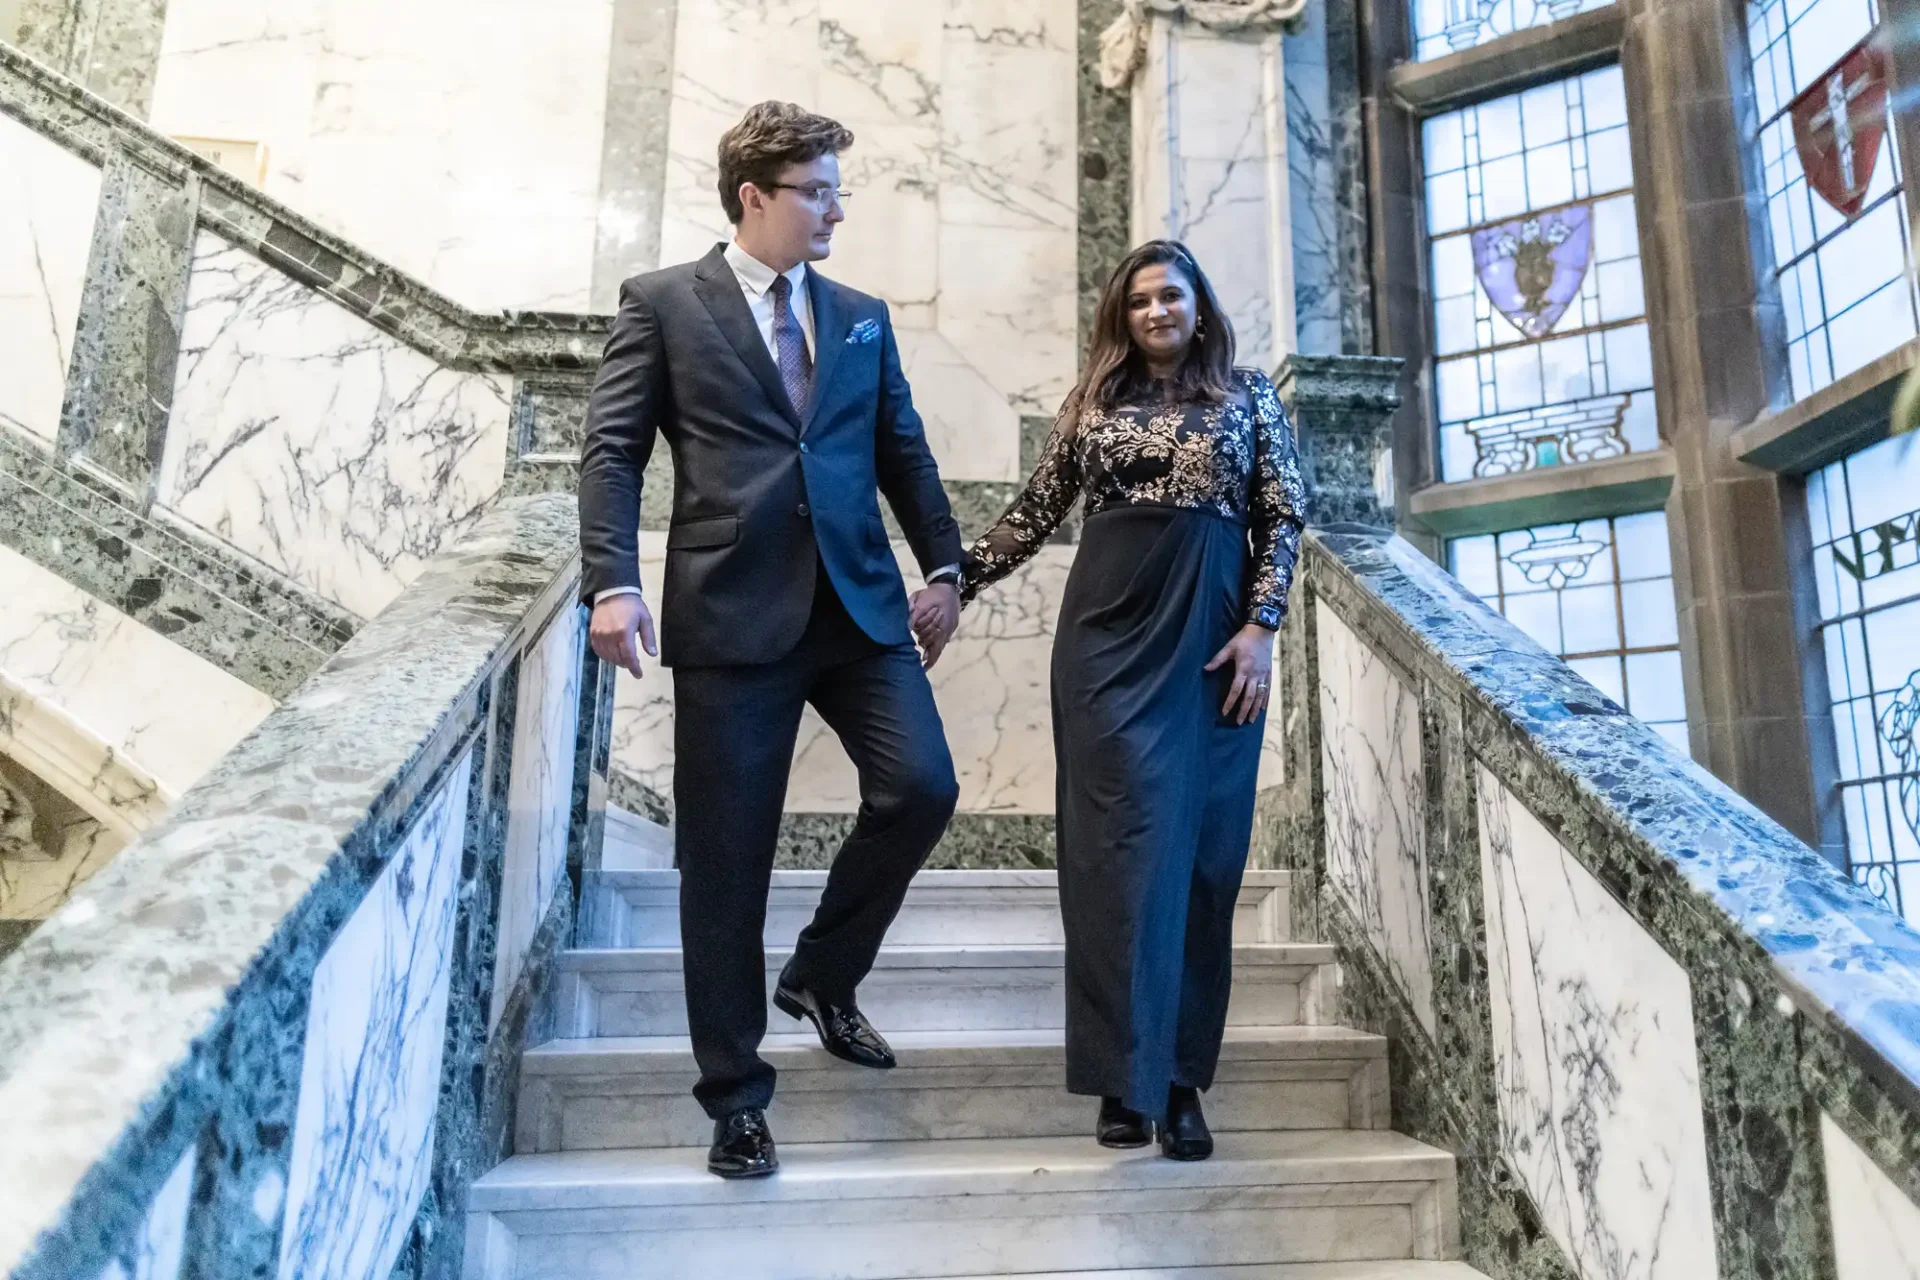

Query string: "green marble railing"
[1260, 526, 1920, 1280]
[0, 495, 617, 1280]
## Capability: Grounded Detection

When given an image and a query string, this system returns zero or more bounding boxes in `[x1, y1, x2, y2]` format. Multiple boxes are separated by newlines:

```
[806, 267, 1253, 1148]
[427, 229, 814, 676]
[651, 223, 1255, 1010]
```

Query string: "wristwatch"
[926, 567, 961, 587]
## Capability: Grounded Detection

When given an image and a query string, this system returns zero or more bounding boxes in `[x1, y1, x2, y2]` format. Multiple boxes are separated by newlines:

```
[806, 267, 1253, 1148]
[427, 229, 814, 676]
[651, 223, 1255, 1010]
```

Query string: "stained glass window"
[1748, 0, 1917, 400]
[1807, 433, 1920, 924]
[1424, 67, 1659, 484]
[1411, 0, 1615, 64]
[1449, 511, 1689, 749]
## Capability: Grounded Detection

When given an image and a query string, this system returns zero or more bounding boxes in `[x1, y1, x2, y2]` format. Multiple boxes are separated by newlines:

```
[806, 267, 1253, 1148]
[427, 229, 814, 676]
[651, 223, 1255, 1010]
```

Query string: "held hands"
[589, 593, 659, 678]
[908, 581, 960, 670]
[1205, 623, 1276, 725]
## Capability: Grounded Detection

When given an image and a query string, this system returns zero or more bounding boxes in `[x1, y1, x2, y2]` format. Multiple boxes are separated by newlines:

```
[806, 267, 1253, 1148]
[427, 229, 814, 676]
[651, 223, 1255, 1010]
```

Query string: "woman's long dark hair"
[1066, 240, 1237, 423]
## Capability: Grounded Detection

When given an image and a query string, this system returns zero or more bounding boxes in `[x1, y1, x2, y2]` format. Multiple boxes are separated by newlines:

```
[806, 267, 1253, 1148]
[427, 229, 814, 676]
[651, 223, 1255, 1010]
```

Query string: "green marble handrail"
[1271, 525, 1920, 1276]
[0, 494, 613, 1280]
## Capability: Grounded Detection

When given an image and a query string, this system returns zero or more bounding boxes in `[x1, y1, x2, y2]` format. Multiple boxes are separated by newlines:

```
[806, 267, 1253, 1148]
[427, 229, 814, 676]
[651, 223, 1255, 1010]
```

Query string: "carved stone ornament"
[1099, 0, 1310, 90]
[0, 767, 42, 862]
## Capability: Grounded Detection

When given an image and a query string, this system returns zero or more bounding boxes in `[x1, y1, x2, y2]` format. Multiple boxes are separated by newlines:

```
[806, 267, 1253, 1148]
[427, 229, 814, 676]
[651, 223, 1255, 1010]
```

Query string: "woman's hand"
[1204, 623, 1276, 725]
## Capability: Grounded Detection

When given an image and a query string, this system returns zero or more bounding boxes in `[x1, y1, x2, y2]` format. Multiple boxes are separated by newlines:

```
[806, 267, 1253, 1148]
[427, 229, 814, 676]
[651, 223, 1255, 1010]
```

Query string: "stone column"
[1621, 0, 1834, 854]
[1277, 352, 1404, 529]
[1100, 0, 1307, 372]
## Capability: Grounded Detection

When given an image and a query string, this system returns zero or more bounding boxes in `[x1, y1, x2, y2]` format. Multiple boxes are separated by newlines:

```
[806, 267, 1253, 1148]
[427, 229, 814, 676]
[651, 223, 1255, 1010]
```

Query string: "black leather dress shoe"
[1160, 1085, 1213, 1161]
[774, 979, 897, 1068]
[708, 1107, 779, 1179]
[1096, 1096, 1152, 1149]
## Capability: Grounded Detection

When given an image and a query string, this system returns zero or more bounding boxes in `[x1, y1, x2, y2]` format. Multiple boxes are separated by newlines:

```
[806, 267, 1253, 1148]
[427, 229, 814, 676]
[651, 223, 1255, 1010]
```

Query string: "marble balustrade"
[0, 495, 615, 1280]
[1261, 526, 1920, 1280]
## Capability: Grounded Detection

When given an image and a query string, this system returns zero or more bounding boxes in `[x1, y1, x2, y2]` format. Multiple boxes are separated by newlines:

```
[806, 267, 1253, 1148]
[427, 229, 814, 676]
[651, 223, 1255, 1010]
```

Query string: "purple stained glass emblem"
[1471, 205, 1594, 339]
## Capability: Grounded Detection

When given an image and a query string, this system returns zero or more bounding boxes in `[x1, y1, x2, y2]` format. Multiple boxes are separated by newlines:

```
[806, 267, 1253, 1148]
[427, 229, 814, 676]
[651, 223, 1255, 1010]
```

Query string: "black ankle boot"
[1096, 1096, 1152, 1148]
[1160, 1085, 1213, 1161]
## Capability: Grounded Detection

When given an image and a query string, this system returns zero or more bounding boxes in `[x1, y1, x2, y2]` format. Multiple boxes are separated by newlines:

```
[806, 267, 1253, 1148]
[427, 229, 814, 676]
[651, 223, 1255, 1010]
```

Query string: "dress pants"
[671, 567, 959, 1118]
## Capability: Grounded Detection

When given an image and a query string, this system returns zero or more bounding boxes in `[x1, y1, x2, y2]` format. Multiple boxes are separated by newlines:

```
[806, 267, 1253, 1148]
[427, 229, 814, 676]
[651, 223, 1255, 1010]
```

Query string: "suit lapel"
[805, 266, 849, 434]
[692, 245, 803, 434]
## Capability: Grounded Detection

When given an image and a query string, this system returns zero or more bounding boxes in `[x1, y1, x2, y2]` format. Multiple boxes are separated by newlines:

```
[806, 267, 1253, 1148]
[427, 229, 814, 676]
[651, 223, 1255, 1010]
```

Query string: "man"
[577, 101, 964, 1180]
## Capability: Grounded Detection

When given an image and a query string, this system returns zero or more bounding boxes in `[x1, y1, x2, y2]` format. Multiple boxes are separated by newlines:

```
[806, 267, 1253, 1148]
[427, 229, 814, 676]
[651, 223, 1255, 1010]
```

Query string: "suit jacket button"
[799, 441, 809, 453]
[797, 503, 810, 517]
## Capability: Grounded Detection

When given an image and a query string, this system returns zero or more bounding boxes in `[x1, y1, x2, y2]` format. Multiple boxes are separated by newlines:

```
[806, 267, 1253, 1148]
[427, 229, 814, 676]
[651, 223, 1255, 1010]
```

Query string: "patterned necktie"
[769, 273, 814, 417]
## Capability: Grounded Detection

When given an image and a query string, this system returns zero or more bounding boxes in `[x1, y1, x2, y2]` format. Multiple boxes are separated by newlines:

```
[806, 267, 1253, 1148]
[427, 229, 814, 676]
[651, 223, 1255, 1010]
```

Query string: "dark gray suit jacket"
[577, 244, 963, 667]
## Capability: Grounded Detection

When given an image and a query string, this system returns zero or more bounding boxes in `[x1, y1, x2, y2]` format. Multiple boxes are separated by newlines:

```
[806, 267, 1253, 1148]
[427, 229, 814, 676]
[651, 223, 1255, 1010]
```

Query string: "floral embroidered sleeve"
[960, 396, 1084, 602]
[1244, 369, 1308, 630]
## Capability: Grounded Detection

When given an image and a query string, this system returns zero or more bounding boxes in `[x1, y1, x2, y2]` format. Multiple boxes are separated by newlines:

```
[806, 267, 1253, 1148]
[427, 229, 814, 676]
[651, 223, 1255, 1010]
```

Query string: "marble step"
[515, 1025, 1389, 1152]
[577, 869, 1294, 948]
[926, 1265, 1490, 1279]
[601, 804, 674, 871]
[462, 1130, 1461, 1280]
[550, 943, 1337, 1039]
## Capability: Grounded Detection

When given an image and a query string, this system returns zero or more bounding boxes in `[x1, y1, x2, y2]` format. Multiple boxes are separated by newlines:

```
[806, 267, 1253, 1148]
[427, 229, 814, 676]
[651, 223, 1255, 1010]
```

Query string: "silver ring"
[1255, 681, 1269, 691]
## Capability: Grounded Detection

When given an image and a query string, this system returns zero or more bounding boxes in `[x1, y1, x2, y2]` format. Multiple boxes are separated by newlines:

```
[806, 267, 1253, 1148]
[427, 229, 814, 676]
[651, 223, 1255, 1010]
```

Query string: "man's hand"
[589, 593, 658, 678]
[909, 581, 960, 670]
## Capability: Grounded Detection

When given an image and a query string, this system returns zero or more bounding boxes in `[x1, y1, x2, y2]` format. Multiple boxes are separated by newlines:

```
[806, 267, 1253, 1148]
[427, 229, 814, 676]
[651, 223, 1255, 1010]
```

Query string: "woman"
[956, 241, 1306, 1159]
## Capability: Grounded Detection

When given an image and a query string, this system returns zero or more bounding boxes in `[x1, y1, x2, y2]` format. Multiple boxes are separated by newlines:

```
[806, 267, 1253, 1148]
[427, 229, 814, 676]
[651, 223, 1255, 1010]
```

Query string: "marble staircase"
[465, 870, 1481, 1280]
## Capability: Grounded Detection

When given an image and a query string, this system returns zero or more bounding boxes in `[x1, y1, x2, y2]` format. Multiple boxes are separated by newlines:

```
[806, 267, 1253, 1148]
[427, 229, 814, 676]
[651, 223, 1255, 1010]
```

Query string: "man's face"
[749, 153, 845, 264]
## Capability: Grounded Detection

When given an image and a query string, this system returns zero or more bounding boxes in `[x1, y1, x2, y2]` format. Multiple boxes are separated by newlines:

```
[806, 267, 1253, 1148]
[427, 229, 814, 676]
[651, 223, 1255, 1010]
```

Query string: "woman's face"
[1125, 262, 1198, 367]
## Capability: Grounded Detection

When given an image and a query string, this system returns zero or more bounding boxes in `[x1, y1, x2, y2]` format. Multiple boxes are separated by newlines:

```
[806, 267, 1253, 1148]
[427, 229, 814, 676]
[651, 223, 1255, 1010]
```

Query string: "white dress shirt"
[724, 239, 815, 362]
[594, 241, 956, 606]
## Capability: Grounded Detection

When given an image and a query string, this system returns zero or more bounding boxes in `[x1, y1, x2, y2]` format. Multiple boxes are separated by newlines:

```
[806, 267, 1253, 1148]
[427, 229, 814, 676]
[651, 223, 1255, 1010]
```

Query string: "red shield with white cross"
[1790, 37, 1892, 219]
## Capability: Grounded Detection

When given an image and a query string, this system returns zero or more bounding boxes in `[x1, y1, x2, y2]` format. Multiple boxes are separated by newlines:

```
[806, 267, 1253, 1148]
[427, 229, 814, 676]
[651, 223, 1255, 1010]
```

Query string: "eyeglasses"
[765, 182, 853, 208]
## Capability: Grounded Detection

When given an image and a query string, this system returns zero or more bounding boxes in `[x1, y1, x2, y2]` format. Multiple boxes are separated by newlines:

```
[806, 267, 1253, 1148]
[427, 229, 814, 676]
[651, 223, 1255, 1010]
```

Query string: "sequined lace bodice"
[962, 368, 1308, 629]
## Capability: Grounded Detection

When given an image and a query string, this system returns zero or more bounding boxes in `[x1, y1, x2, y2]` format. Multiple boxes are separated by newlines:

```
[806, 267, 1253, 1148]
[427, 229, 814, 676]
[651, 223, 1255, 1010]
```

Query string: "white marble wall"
[611, 533, 1068, 814]
[95, 1143, 194, 1280]
[1821, 1112, 1920, 1280]
[0, 544, 274, 813]
[157, 232, 512, 620]
[658, 0, 1079, 483]
[493, 608, 585, 1028]
[0, 111, 101, 447]
[278, 752, 469, 1280]
[147, 0, 613, 313]
[1316, 607, 1433, 1033]
[1131, 17, 1296, 372]
[1477, 766, 1719, 1280]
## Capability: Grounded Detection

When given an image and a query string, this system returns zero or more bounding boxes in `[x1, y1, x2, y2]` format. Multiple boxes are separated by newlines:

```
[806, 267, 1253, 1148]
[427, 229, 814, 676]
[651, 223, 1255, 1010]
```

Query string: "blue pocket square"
[846, 318, 881, 345]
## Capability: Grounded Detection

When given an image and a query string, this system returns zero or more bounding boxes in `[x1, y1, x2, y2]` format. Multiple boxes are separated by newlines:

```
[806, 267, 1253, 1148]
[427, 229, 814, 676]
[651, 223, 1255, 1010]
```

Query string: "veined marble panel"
[277, 752, 470, 1280]
[657, 0, 1075, 482]
[95, 1142, 194, 1280]
[1477, 765, 1719, 1280]
[148, 0, 612, 313]
[0, 545, 274, 805]
[609, 536, 1068, 816]
[1283, 2, 1342, 356]
[1822, 1112, 1920, 1280]
[1317, 606, 1432, 1033]
[0, 110, 101, 446]
[493, 608, 586, 1029]
[1131, 19, 1295, 370]
[158, 232, 512, 620]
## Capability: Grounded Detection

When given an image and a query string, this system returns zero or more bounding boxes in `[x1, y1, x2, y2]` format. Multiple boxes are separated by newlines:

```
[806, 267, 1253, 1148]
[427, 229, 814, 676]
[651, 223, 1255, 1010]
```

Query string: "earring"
[1195, 316, 1207, 339]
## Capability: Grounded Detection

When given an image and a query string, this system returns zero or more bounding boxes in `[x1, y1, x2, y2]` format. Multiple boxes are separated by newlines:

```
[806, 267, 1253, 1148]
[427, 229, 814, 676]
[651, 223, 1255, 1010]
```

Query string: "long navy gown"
[961, 367, 1308, 1115]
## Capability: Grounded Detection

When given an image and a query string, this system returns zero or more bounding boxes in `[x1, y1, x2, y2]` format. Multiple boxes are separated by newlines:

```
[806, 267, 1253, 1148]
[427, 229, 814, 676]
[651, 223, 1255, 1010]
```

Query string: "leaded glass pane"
[1806, 434, 1920, 925]
[1426, 68, 1657, 484]
[1446, 511, 1688, 746]
[1410, 0, 1616, 64]
[1747, 0, 1917, 400]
